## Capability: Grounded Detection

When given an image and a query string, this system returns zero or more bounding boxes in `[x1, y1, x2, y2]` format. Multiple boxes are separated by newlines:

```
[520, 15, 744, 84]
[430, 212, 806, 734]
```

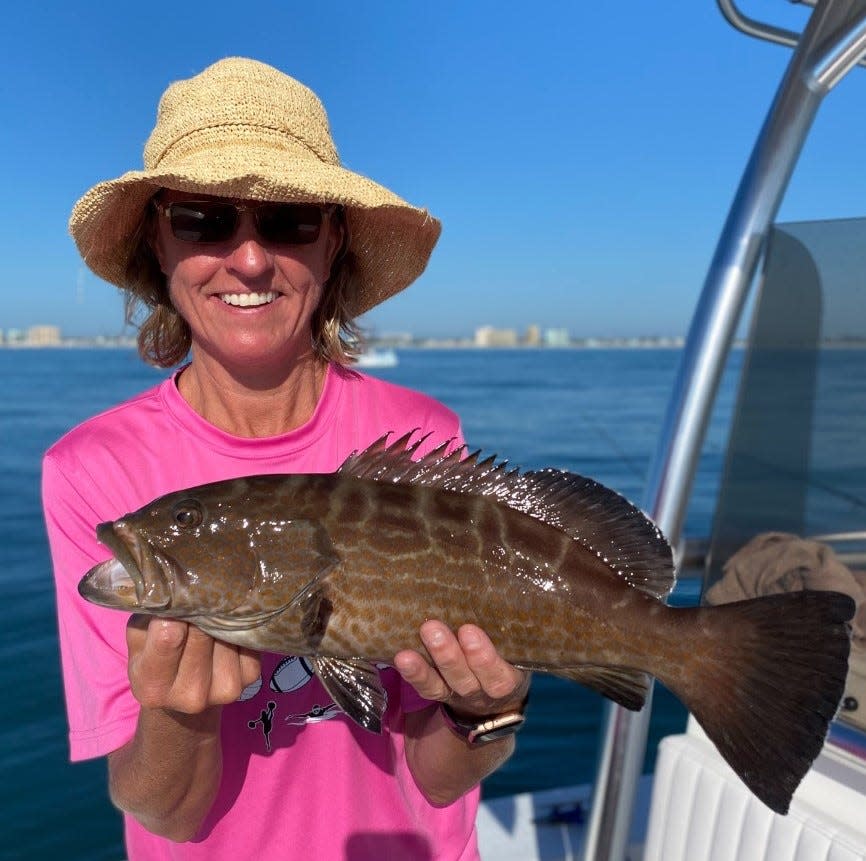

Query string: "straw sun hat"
[69, 57, 441, 316]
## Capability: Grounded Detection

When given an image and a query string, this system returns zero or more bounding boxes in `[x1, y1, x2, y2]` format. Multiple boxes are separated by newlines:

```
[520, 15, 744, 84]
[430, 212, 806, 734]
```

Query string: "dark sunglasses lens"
[256, 204, 324, 244]
[168, 202, 238, 242]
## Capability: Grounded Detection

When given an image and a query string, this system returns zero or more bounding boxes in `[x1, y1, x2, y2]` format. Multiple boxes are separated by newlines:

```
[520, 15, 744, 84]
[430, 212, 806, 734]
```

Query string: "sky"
[2, 1, 866, 340]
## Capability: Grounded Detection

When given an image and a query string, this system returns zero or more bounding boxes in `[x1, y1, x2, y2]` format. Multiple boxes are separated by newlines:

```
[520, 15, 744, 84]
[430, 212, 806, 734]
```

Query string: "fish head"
[78, 477, 336, 624]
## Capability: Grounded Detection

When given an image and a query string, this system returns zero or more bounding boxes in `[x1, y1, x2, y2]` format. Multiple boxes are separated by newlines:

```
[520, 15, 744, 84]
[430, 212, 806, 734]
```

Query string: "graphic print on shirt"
[240, 655, 392, 752]
[240, 656, 338, 752]
[284, 702, 343, 726]
[269, 655, 316, 693]
[247, 700, 277, 751]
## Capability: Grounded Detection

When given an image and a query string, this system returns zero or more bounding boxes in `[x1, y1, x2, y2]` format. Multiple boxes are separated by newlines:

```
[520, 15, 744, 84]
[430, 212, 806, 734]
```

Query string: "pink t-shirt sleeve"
[42, 451, 140, 760]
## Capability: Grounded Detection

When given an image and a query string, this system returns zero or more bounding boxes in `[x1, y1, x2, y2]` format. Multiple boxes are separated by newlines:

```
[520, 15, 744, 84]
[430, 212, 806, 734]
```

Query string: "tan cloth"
[706, 531, 865, 643]
[706, 532, 866, 730]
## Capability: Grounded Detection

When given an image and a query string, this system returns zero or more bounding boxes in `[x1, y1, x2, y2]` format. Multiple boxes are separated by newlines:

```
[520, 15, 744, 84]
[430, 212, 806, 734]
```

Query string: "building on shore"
[543, 328, 571, 347]
[26, 325, 63, 346]
[474, 324, 572, 348]
[523, 324, 541, 347]
[0, 325, 63, 346]
[474, 325, 519, 347]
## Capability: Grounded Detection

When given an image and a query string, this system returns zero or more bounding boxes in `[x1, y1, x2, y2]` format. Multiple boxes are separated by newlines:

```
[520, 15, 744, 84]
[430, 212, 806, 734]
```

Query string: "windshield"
[703, 216, 866, 738]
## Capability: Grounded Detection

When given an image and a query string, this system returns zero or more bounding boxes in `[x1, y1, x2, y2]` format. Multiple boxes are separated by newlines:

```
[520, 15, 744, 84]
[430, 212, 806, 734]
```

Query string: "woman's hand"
[395, 620, 530, 806]
[109, 616, 261, 840]
[394, 620, 529, 718]
[126, 615, 261, 713]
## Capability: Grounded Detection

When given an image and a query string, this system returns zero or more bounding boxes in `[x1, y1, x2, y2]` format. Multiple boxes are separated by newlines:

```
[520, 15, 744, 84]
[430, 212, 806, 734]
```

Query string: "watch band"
[440, 702, 527, 746]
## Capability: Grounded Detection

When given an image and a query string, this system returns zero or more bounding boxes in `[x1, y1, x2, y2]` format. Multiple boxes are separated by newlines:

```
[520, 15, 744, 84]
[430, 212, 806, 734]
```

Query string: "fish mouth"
[78, 521, 174, 611]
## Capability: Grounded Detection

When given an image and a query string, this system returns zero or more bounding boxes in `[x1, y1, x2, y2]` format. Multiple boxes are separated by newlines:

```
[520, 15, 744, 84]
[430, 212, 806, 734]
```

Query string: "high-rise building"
[474, 326, 519, 347]
[523, 324, 541, 346]
[27, 325, 62, 346]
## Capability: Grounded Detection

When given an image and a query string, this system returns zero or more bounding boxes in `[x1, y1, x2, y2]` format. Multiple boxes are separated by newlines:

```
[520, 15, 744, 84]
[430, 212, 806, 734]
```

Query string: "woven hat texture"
[69, 57, 441, 315]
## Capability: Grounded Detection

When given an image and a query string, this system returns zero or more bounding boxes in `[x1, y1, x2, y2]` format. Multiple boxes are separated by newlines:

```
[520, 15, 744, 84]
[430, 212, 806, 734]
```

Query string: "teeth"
[220, 292, 277, 307]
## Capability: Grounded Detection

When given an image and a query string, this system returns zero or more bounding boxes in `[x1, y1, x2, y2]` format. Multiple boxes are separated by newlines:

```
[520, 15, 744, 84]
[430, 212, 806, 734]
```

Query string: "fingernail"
[461, 628, 481, 648]
[427, 628, 445, 646]
[157, 619, 185, 648]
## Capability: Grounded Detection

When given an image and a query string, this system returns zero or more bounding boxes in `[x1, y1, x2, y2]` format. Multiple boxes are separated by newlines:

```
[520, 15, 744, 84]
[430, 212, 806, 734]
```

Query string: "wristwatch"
[440, 701, 527, 746]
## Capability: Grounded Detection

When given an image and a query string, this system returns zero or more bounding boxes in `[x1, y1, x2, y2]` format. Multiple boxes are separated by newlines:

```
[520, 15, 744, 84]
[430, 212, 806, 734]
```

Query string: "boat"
[354, 347, 399, 369]
[477, 1, 866, 858]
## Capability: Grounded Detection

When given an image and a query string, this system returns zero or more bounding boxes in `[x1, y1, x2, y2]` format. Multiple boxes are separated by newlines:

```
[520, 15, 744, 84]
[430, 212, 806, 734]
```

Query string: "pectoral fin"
[310, 656, 387, 733]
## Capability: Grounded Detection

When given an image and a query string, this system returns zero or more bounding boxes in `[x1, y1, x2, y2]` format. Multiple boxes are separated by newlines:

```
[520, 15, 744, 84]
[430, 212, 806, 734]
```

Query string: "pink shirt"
[43, 363, 480, 860]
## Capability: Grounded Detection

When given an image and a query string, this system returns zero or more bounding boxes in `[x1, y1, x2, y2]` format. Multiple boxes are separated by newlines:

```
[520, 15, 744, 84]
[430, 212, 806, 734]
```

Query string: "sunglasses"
[153, 199, 334, 245]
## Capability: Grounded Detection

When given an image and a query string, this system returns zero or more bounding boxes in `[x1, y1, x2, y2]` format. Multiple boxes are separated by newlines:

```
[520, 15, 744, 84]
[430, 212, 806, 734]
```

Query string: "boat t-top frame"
[583, 2, 866, 859]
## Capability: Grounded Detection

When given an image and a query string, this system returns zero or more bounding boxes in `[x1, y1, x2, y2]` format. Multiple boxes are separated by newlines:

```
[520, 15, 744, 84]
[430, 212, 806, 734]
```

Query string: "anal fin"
[518, 662, 650, 711]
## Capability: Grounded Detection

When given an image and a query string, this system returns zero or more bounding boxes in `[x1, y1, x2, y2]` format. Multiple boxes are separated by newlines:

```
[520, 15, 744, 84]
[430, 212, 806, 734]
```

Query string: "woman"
[43, 58, 529, 860]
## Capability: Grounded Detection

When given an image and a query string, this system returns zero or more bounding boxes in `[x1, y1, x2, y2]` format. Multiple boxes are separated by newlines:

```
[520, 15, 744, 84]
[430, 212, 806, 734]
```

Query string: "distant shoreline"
[4, 338, 866, 351]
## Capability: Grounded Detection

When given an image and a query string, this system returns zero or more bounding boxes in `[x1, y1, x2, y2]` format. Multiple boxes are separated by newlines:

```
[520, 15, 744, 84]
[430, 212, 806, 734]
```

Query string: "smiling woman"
[44, 56, 531, 861]
[148, 189, 345, 431]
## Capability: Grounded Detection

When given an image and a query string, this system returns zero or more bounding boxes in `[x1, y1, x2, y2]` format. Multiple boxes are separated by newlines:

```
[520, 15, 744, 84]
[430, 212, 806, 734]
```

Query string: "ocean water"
[0, 347, 735, 860]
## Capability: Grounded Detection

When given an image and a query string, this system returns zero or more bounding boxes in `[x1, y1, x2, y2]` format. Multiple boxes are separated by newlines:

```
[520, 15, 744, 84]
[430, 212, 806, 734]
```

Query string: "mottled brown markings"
[426, 488, 477, 525]
[500, 506, 561, 566]
[330, 483, 372, 528]
[369, 527, 424, 551]
[320, 627, 354, 655]
[467, 497, 506, 570]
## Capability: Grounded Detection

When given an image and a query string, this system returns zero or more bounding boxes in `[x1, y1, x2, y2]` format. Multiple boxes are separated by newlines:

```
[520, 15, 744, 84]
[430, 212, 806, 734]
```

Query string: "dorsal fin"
[339, 433, 674, 599]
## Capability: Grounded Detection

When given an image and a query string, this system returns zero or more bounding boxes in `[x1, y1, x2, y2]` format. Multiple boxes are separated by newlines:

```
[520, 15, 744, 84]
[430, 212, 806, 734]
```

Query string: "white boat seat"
[643, 729, 866, 861]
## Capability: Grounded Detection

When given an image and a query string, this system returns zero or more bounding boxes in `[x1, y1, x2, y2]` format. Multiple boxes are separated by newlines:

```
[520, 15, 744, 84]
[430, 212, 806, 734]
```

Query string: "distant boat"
[355, 347, 398, 369]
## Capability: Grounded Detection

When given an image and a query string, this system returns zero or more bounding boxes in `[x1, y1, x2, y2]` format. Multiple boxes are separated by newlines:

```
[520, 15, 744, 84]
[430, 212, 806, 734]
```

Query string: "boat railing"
[719, 0, 866, 68]
[582, 3, 866, 859]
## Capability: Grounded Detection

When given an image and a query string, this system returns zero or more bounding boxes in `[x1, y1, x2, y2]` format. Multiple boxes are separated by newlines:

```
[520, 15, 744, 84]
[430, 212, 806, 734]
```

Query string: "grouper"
[79, 433, 855, 814]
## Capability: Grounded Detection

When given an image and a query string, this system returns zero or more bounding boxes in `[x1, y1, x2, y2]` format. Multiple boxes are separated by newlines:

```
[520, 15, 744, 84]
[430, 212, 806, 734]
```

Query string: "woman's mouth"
[219, 291, 277, 308]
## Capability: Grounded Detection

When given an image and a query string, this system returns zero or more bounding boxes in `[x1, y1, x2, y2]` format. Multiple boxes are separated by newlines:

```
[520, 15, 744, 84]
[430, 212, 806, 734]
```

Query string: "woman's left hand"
[394, 620, 530, 718]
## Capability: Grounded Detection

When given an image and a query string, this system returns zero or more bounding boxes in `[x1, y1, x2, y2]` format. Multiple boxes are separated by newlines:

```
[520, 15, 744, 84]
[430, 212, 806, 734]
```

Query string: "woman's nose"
[225, 214, 272, 277]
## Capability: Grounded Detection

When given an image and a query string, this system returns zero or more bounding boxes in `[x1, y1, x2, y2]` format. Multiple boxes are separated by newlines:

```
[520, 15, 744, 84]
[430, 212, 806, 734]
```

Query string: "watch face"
[473, 726, 518, 743]
[467, 713, 526, 745]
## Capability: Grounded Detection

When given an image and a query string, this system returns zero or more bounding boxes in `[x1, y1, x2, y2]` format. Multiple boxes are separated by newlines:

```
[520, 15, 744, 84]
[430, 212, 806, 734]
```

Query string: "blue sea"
[0, 346, 737, 860]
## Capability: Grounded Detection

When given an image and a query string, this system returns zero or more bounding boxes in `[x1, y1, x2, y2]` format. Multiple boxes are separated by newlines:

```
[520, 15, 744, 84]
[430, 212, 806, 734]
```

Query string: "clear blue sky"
[3, 1, 865, 339]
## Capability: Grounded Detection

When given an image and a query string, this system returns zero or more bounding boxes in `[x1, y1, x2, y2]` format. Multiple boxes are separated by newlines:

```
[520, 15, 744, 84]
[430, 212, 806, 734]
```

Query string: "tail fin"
[669, 590, 855, 815]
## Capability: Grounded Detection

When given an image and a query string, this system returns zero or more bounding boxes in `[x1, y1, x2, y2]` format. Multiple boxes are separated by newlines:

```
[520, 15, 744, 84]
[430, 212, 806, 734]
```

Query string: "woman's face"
[152, 190, 344, 371]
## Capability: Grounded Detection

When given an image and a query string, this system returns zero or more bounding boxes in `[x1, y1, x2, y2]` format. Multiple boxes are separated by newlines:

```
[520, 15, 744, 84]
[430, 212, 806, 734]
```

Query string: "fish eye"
[172, 499, 204, 529]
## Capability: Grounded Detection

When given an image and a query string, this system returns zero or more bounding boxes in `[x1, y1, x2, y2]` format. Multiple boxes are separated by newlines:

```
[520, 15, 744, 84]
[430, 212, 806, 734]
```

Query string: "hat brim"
[69, 151, 441, 316]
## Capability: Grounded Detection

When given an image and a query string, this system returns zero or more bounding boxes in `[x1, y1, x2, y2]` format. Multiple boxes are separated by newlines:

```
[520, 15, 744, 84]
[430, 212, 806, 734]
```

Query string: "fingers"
[238, 647, 263, 690]
[127, 617, 189, 706]
[395, 621, 529, 717]
[393, 645, 452, 702]
[455, 625, 524, 702]
[126, 616, 261, 713]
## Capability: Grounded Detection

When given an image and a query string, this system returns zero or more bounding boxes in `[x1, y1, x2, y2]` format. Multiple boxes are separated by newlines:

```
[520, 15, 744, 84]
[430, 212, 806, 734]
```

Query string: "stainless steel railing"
[582, 2, 866, 858]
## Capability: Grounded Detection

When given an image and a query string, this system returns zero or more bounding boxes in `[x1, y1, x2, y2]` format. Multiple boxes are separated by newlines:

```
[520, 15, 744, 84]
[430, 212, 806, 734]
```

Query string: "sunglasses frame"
[152, 198, 339, 246]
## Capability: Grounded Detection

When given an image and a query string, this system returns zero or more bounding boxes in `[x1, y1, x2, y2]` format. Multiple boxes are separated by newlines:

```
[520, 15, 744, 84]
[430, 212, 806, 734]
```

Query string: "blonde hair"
[122, 207, 362, 369]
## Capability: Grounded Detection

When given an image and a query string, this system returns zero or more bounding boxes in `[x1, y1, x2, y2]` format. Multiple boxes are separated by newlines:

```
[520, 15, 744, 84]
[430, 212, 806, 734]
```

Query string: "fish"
[78, 432, 855, 815]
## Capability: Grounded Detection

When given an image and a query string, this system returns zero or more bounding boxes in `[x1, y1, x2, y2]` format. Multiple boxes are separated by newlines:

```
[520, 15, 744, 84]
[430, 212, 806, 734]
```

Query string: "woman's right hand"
[108, 616, 261, 840]
[126, 615, 261, 713]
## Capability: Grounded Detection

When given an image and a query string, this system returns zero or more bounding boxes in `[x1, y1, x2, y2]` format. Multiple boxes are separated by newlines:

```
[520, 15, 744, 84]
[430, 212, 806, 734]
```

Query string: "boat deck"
[477, 777, 653, 861]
